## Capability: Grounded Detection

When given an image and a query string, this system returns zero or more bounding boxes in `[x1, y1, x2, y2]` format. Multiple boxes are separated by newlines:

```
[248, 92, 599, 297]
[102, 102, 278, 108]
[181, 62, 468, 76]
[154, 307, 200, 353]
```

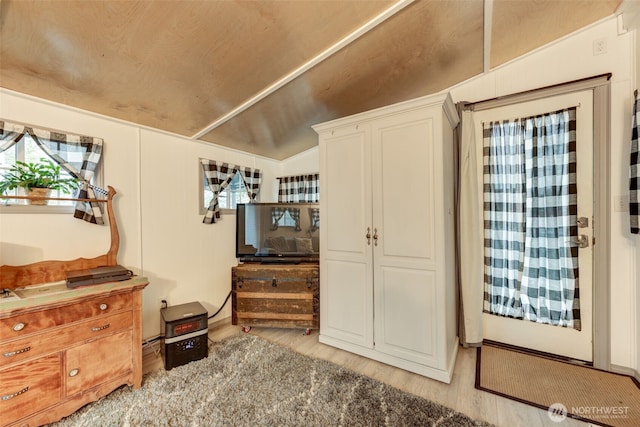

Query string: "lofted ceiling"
[0, 0, 621, 160]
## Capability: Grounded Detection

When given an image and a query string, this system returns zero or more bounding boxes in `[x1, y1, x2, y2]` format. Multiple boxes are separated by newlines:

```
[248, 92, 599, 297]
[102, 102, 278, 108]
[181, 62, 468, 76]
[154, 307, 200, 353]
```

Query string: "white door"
[474, 91, 594, 362]
[319, 123, 374, 349]
[371, 107, 440, 365]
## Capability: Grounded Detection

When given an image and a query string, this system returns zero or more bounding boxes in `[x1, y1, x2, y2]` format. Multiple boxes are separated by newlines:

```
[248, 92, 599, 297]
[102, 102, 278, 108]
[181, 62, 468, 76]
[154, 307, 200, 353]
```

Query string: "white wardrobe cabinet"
[313, 92, 459, 383]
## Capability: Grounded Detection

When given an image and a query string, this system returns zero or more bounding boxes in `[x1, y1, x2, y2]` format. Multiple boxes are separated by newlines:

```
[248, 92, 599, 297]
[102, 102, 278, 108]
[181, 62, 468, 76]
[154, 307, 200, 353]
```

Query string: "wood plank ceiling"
[0, 0, 621, 160]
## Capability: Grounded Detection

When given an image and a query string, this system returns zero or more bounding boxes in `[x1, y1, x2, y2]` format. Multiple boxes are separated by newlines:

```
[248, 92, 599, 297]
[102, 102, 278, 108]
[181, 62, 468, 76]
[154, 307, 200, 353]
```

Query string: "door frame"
[466, 74, 611, 370]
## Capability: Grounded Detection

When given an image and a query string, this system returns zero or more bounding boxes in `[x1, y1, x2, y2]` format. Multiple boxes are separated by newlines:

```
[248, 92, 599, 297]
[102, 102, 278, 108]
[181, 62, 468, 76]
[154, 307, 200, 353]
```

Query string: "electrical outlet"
[159, 297, 168, 309]
[593, 38, 607, 56]
[614, 195, 628, 212]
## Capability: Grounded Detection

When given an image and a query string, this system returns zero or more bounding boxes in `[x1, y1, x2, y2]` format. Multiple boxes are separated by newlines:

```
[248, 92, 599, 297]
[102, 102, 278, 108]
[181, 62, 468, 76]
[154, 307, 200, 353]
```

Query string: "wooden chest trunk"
[231, 263, 319, 332]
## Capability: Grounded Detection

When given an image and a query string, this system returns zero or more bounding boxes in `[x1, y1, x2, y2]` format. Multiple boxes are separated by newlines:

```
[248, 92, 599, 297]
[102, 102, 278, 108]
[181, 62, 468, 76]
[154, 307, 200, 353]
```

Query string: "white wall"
[0, 89, 280, 339]
[279, 146, 319, 178]
[0, 92, 143, 270]
[137, 129, 279, 337]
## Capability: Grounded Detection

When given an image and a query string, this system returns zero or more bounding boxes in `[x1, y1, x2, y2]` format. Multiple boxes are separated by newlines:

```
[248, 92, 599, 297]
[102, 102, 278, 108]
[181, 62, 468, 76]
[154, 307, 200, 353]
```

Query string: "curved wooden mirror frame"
[0, 186, 119, 289]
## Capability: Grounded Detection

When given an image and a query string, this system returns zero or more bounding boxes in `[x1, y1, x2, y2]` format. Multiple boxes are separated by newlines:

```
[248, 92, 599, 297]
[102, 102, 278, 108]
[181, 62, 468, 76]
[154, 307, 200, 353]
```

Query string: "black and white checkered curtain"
[483, 108, 580, 330]
[270, 207, 287, 230]
[0, 120, 27, 150]
[277, 173, 319, 203]
[200, 159, 261, 224]
[309, 208, 320, 231]
[482, 117, 526, 319]
[630, 92, 639, 235]
[0, 120, 105, 224]
[236, 165, 262, 202]
[288, 207, 301, 231]
[28, 127, 105, 224]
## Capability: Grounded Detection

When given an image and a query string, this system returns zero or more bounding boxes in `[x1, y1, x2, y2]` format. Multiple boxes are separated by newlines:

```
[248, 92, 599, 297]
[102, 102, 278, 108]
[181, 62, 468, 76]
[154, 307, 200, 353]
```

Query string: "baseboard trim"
[208, 315, 232, 330]
[610, 364, 640, 384]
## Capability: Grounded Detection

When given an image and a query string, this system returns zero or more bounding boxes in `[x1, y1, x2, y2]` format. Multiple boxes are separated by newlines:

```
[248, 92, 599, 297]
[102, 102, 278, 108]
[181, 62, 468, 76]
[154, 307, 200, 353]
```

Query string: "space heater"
[160, 302, 208, 370]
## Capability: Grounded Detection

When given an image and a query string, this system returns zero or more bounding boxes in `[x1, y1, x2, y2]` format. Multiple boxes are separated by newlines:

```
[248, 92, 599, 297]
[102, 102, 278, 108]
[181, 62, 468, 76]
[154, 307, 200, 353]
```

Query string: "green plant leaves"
[0, 158, 80, 195]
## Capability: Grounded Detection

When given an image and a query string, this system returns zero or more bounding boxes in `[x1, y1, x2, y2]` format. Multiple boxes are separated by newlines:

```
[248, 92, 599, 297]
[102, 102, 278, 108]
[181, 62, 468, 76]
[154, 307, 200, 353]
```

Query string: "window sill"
[198, 208, 236, 216]
[0, 204, 75, 214]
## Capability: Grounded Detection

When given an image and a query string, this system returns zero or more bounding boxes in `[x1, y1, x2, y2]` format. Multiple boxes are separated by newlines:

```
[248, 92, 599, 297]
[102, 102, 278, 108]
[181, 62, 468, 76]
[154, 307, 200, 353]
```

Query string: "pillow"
[295, 237, 314, 253]
[285, 238, 297, 252]
[265, 236, 288, 253]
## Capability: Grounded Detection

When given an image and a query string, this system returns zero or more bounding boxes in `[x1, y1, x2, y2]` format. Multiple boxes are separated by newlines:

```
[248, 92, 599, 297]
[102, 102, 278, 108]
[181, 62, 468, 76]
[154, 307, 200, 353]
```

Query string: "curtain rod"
[276, 173, 319, 180]
[0, 117, 103, 141]
[461, 73, 612, 112]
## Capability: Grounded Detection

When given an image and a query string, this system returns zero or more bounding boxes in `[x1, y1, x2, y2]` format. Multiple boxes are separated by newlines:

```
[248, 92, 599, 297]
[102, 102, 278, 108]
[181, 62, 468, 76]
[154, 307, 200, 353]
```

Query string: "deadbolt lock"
[577, 217, 589, 228]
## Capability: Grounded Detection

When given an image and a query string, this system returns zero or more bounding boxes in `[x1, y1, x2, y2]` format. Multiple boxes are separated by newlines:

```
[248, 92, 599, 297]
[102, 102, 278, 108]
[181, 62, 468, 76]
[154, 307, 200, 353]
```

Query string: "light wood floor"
[143, 320, 587, 427]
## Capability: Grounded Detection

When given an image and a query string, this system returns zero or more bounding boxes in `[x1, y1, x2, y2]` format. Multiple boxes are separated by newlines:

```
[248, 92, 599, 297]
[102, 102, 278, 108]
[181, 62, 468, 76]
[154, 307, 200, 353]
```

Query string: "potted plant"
[0, 158, 80, 205]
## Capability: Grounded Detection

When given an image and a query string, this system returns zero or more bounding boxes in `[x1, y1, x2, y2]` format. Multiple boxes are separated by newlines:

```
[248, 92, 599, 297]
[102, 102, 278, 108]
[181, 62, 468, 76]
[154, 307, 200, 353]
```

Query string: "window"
[200, 159, 262, 224]
[0, 134, 97, 211]
[277, 209, 297, 227]
[0, 120, 105, 223]
[202, 172, 250, 213]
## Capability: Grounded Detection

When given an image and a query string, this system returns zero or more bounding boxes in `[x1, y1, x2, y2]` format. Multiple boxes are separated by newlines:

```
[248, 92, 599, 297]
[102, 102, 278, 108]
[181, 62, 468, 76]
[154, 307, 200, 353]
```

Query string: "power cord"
[207, 290, 232, 344]
[208, 290, 232, 320]
[142, 336, 163, 357]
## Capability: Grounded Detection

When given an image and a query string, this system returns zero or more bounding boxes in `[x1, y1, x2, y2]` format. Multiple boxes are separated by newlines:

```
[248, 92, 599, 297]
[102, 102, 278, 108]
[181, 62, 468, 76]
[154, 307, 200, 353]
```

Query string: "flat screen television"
[236, 202, 320, 263]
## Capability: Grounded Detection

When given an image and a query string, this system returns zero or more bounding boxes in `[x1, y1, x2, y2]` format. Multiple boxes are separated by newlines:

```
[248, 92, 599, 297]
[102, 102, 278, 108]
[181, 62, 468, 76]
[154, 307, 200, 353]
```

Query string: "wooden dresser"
[0, 277, 148, 427]
[232, 263, 319, 333]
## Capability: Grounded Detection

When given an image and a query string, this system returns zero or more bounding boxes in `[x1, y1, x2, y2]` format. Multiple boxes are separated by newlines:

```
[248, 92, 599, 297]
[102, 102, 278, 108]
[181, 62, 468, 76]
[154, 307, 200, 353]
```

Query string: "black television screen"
[236, 203, 320, 263]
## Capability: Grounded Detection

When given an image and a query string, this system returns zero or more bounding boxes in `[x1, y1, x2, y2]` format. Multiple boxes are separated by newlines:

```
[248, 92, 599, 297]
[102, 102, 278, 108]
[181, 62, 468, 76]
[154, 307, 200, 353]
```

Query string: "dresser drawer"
[0, 353, 62, 425]
[0, 292, 132, 340]
[66, 330, 133, 396]
[0, 311, 133, 368]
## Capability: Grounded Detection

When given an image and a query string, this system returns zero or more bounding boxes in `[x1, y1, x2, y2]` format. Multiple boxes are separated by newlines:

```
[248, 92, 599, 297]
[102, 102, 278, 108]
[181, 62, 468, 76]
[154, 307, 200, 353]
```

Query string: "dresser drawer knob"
[12, 322, 25, 332]
[2, 386, 29, 401]
[91, 323, 111, 332]
[99, 303, 108, 311]
[69, 368, 79, 377]
[3, 346, 31, 358]
[272, 278, 277, 287]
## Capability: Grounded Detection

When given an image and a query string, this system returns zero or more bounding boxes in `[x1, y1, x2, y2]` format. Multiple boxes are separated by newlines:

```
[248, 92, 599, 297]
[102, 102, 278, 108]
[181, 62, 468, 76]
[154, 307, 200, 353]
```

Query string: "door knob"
[575, 235, 589, 248]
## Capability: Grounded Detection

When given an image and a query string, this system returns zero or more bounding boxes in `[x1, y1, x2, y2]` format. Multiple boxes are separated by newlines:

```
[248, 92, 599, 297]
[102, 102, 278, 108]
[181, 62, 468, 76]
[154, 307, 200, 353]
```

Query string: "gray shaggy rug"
[49, 333, 493, 426]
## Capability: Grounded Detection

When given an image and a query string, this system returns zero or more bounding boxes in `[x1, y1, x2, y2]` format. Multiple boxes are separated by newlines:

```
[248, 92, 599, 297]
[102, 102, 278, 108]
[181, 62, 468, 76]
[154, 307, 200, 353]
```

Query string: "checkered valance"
[277, 173, 319, 203]
[630, 92, 639, 235]
[200, 159, 261, 224]
[483, 108, 580, 330]
[0, 120, 105, 224]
